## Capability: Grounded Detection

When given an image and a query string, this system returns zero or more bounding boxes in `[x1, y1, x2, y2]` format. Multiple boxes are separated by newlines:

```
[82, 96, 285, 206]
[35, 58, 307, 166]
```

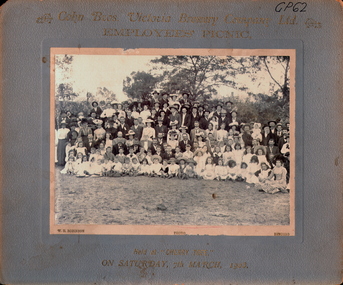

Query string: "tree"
[149, 56, 236, 102]
[123, 71, 160, 100]
[56, 83, 78, 101]
[224, 56, 290, 100]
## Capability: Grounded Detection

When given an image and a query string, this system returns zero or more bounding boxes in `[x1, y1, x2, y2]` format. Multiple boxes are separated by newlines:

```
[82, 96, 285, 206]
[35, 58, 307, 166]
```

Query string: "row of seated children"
[61, 149, 288, 194]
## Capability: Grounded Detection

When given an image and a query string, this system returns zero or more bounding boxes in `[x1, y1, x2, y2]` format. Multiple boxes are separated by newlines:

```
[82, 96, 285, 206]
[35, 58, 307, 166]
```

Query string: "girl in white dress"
[246, 155, 260, 184]
[215, 158, 228, 181]
[200, 157, 216, 180]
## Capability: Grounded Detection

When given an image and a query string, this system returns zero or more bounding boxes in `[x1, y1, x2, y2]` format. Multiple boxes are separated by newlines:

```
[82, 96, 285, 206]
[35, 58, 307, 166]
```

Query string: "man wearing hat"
[275, 123, 284, 144]
[124, 110, 135, 128]
[266, 138, 280, 167]
[168, 105, 181, 128]
[179, 92, 192, 109]
[241, 124, 253, 147]
[212, 103, 223, 119]
[199, 110, 211, 130]
[153, 101, 161, 114]
[224, 100, 236, 122]
[67, 123, 79, 146]
[268, 120, 277, 133]
[189, 106, 200, 130]
[190, 121, 205, 143]
[130, 118, 143, 141]
[155, 117, 168, 139]
[105, 119, 118, 139]
[218, 109, 230, 131]
[90, 101, 103, 117]
[197, 105, 205, 118]
[180, 106, 191, 130]
[159, 92, 169, 106]
[117, 116, 130, 137]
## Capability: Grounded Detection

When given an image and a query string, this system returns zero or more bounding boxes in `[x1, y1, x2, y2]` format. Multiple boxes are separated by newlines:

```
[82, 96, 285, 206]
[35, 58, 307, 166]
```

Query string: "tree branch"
[262, 57, 283, 90]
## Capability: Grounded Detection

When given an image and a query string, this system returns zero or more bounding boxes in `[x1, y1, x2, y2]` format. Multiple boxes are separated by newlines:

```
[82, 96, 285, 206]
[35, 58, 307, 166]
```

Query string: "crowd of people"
[56, 92, 291, 194]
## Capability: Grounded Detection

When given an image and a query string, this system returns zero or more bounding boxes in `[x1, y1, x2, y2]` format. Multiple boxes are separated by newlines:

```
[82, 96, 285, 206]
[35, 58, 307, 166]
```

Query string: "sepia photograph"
[50, 48, 295, 235]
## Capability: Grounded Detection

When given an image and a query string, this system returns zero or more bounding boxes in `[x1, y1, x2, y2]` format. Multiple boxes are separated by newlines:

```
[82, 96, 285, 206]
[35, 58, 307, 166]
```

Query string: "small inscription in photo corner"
[274, 232, 290, 236]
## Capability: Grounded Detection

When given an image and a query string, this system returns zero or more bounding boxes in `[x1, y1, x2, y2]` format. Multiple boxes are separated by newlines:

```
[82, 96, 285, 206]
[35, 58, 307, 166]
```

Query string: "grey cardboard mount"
[0, 0, 342, 284]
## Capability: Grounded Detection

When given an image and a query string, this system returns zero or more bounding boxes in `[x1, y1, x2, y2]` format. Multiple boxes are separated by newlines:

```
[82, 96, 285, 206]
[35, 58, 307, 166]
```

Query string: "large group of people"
[56, 92, 291, 194]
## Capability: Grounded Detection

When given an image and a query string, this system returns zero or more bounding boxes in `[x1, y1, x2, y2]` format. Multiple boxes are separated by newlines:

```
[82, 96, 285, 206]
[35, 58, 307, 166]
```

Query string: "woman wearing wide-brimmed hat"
[90, 101, 103, 117]
[140, 119, 155, 151]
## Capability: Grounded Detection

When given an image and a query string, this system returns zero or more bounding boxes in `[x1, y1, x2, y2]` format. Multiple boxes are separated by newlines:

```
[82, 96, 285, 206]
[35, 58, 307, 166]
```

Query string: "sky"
[55, 54, 286, 102]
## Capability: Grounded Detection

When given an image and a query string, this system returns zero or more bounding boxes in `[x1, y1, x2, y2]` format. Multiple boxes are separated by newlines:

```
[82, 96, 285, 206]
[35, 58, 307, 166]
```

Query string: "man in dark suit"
[266, 138, 280, 166]
[199, 110, 211, 130]
[117, 116, 130, 137]
[149, 138, 160, 154]
[190, 121, 205, 143]
[125, 110, 135, 128]
[155, 117, 168, 139]
[130, 118, 143, 140]
[179, 133, 192, 152]
[218, 109, 231, 130]
[179, 106, 191, 129]
[241, 124, 253, 147]
[189, 106, 200, 130]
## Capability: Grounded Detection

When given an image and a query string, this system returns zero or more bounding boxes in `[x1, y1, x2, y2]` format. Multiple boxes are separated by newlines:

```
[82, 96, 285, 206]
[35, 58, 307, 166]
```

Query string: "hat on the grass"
[151, 154, 162, 163]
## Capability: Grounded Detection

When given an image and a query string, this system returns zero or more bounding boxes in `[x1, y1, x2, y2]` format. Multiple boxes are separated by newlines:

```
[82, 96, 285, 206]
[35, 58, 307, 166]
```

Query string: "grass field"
[54, 167, 290, 226]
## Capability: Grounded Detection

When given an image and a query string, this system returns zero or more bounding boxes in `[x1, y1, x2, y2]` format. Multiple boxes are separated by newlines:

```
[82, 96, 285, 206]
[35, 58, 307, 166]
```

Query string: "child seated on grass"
[215, 158, 227, 181]
[108, 156, 123, 177]
[201, 157, 216, 180]
[121, 157, 132, 176]
[184, 158, 197, 179]
[168, 157, 179, 178]
[150, 155, 162, 177]
[177, 158, 187, 179]
[60, 156, 76, 175]
[159, 159, 169, 178]
[139, 158, 150, 176]
[236, 162, 248, 182]
[75, 155, 91, 177]
[227, 160, 238, 181]
[129, 157, 141, 176]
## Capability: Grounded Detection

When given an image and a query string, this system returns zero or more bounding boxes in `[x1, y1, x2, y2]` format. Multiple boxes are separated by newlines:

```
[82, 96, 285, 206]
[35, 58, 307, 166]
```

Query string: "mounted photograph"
[50, 48, 296, 235]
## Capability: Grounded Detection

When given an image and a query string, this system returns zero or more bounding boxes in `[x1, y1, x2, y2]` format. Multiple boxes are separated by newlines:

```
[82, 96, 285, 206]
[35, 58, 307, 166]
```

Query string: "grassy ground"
[54, 167, 290, 226]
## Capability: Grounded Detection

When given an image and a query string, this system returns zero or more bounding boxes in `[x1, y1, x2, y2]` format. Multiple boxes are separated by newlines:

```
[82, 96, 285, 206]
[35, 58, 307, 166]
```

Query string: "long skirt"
[57, 139, 67, 166]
